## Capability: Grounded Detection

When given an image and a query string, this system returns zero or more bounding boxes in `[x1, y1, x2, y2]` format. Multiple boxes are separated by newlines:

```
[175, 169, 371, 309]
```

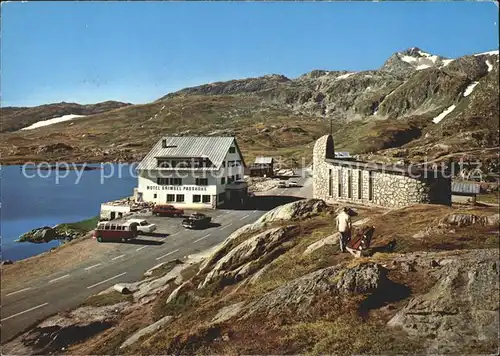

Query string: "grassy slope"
[0, 95, 440, 167]
[1, 95, 331, 166]
[0, 101, 130, 133]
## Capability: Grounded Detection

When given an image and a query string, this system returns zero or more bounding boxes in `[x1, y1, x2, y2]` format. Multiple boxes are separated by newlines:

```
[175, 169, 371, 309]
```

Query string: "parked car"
[152, 204, 184, 217]
[126, 219, 156, 233]
[277, 180, 287, 188]
[182, 213, 212, 229]
[93, 221, 138, 243]
[288, 180, 299, 187]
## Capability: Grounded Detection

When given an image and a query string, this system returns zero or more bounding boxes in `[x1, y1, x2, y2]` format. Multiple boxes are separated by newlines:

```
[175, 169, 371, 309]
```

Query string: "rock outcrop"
[242, 263, 387, 318]
[254, 198, 329, 226]
[388, 249, 499, 353]
[18, 224, 90, 244]
[120, 315, 173, 349]
[200, 199, 329, 273]
[2, 303, 130, 355]
[303, 233, 340, 256]
[200, 225, 299, 289]
[18, 226, 57, 243]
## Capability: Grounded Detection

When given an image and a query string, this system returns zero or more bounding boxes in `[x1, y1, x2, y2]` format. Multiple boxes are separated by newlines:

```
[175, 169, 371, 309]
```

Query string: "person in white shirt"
[336, 207, 352, 252]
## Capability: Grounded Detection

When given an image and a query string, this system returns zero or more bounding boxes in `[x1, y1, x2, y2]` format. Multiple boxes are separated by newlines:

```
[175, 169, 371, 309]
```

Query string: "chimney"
[162, 139, 167, 148]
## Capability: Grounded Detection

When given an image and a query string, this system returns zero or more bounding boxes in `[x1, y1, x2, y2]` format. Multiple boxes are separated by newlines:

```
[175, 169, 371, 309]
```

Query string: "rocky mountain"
[160, 47, 498, 124]
[0, 101, 131, 133]
[0, 47, 497, 172]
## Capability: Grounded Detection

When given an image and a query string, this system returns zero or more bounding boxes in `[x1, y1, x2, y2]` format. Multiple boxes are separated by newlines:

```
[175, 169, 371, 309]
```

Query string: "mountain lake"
[1, 163, 137, 261]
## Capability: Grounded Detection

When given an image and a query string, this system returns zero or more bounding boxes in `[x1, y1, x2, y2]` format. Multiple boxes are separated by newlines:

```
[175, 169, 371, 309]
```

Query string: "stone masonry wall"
[313, 135, 451, 208]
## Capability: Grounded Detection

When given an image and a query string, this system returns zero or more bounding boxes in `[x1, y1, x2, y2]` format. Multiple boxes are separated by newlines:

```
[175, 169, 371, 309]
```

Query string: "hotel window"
[338, 170, 343, 197]
[236, 174, 241, 180]
[221, 177, 226, 185]
[221, 161, 226, 168]
[193, 195, 201, 203]
[170, 178, 182, 185]
[157, 178, 169, 185]
[228, 160, 235, 167]
[347, 170, 352, 199]
[228, 176, 235, 183]
[202, 195, 211, 203]
[358, 171, 363, 199]
[166, 194, 175, 202]
[153, 194, 157, 199]
[195, 178, 208, 186]
[176, 194, 185, 203]
[229, 147, 236, 153]
[157, 159, 171, 168]
[328, 169, 332, 197]
[368, 171, 374, 201]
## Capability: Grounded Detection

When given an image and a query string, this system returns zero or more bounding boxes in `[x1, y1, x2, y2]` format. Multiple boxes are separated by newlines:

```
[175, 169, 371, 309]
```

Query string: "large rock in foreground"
[243, 262, 387, 319]
[200, 225, 299, 289]
[255, 198, 329, 226]
[388, 249, 499, 353]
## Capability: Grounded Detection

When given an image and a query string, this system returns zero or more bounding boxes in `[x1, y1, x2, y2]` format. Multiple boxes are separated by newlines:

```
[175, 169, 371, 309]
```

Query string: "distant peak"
[403, 47, 422, 55]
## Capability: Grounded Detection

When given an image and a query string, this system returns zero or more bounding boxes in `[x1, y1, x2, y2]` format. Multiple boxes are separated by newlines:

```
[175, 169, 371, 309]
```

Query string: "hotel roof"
[137, 136, 243, 170]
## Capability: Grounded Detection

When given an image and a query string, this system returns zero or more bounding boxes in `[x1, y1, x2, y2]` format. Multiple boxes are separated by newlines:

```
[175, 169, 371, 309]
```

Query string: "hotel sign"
[146, 185, 208, 192]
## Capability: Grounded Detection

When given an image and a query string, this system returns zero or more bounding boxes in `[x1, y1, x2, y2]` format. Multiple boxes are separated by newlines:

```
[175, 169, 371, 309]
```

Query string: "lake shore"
[23, 164, 103, 171]
[1, 234, 120, 292]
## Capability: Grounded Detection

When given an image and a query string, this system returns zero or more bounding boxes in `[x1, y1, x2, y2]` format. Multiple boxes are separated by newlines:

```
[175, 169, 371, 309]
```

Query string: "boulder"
[211, 302, 246, 325]
[243, 263, 387, 318]
[200, 226, 298, 289]
[303, 233, 340, 256]
[18, 227, 57, 243]
[388, 250, 499, 353]
[2, 303, 129, 355]
[254, 199, 329, 226]
[119, 262, 194, 304]
[120, 315, 173, 349]
[439, 213, 499, 227]
[35, 143, 74, 154]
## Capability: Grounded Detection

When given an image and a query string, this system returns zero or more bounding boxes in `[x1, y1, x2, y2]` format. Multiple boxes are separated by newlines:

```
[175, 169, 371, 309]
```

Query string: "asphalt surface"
[0, 172, 312, 343]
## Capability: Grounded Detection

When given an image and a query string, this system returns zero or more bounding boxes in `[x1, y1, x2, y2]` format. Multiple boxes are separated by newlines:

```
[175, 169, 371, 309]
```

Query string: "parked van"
[93, 221, 139, 242]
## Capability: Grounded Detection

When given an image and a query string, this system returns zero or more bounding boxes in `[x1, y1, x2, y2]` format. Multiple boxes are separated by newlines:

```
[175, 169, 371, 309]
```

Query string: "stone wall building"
[313, 135, 451, 208]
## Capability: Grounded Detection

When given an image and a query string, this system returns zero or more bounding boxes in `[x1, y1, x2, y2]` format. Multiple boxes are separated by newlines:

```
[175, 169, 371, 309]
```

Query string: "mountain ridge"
[0, 47, 498, 173]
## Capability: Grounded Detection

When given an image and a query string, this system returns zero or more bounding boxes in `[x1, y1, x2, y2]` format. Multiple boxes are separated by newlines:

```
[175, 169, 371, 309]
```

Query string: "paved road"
[1, 172, 312, 343]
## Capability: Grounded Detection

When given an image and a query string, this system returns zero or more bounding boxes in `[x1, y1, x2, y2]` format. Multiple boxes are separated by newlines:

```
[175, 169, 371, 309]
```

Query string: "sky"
[1, 1, 498, 107]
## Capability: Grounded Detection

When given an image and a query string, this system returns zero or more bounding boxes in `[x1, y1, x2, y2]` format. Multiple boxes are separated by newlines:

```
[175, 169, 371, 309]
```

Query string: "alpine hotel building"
[135, 136, 248, 209]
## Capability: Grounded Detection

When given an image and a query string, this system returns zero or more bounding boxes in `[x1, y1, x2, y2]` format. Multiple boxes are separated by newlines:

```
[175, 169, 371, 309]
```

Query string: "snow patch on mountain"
[396, 49, 443, 71]
[441, 59, 454, 67]
[463, 82, 479, 97]
[400, 55, 417, 64]
[416, 64, 432, 70]
[432, 105, 457, 124]
[21, 114, 86, 130]
[336, 73, 355, 80]
[417, 50, 440, 63]
[485, 59, 493, 72]
[474, 50, 499, 57]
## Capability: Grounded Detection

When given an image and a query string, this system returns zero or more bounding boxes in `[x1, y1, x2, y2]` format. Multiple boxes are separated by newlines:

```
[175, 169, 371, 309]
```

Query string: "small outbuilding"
[248, 156, 274, 177]
[451, 181, 481, 204]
